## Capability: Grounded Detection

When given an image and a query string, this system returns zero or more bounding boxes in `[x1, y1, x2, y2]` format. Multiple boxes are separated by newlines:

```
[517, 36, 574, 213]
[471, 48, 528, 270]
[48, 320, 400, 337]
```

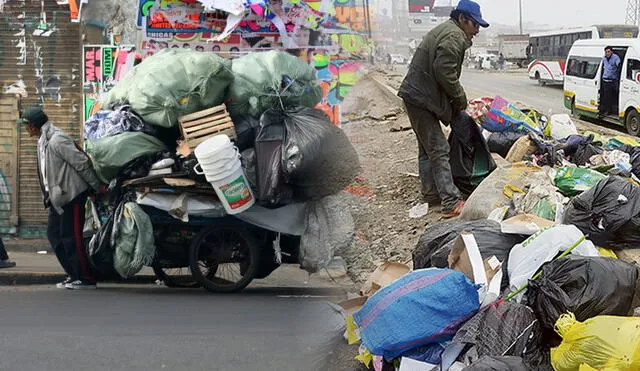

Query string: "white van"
[563, 38, 640, 136]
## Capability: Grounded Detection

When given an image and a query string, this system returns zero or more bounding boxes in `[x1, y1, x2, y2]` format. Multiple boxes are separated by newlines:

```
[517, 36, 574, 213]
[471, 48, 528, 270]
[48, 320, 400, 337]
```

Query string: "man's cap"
[16, 106, 47, 127]
[456, 0, 490, 28]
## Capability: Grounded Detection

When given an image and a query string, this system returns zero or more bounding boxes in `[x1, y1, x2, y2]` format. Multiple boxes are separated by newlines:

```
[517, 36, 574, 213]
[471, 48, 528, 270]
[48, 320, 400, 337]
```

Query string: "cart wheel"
[189, 224, 259, 293]
[152, 259, 201, 289]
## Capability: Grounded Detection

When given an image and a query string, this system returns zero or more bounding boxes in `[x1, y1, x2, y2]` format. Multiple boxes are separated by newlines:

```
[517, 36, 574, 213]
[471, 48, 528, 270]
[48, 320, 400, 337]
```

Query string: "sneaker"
[56, 277, 73, 289]
[442, 200, 465, 219]
[65, 280, 97, 290]
[0, 260, 16, 269]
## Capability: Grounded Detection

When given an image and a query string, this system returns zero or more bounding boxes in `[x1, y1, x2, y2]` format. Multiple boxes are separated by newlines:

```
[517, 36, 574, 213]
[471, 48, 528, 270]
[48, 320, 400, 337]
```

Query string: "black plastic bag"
[453, 301, 539, 362]
[563, 176, 640, 249]
[570, 134, 604, 165]
[232, 114, 261, 152]
[278, 106, 361, 200]
[462, 356, 528, 371]
[619, 144, 640, 179]
[449, 113, 497, 196]
[86, 212, 121, 281]
[412, 220, 527, 290]
[255, 109, 293, 208]
[525, 256, 638, 345]
[487, 132, 526, 158]
[240, 148, 258, 196]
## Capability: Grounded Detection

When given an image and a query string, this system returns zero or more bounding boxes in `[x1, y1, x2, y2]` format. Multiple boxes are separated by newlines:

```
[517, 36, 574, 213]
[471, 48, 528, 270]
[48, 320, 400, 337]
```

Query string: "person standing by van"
[397, 0, 489, 218]
[601, 46, 621, 116]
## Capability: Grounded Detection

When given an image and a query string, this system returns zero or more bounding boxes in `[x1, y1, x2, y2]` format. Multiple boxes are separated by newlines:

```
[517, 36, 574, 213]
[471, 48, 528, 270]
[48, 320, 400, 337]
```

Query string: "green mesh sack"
[113, 202, 155, 278]
[103, 49, 233, 128]
[226, 50, 322, 117]
[86, 132, 166, 183]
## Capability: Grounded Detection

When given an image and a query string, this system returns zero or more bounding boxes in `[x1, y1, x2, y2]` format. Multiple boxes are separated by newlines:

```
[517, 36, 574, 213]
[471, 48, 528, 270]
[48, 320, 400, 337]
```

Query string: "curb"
[0, 272, 158, 286]
[369, 75, 403, 106]
[4, 239, 51, 254]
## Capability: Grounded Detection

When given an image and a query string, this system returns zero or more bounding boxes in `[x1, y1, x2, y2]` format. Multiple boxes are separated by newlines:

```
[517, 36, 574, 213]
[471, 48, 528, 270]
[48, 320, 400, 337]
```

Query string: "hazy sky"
[475, 0, 628, 28]
[379, 0, 630, 29]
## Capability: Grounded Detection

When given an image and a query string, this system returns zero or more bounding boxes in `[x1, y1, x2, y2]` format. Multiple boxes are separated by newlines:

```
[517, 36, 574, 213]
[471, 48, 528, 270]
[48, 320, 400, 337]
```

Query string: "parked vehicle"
[529, 24, 639, 86]
[564, 38, 640, 136]
[498, 34, 529, 68]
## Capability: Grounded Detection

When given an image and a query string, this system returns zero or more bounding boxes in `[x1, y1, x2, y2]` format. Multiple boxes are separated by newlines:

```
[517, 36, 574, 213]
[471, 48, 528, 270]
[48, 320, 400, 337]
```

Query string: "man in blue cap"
[398, 0, 489, 218]
[18, 107, 103, 289]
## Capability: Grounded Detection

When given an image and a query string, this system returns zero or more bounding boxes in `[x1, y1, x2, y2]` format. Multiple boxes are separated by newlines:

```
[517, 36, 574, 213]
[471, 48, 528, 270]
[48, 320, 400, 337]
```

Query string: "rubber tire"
[152, 259, 200, 289]
[570, 99, 582, 119]
[189, 224, 259, 293]
[625, 110, 640, 137]
[536, 72, 546, 86]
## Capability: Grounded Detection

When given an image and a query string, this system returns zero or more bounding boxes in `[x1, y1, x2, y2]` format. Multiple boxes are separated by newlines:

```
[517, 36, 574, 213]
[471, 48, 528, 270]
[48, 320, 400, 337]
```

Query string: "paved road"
[0, 285, 348, 371]
[385, 66, 632, 136]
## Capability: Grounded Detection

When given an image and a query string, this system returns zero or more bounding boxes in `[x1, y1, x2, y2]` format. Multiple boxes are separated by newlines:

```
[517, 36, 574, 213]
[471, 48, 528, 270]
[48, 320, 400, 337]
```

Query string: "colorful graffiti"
[134, 0, 372, 124]
[82, 45, 137, 121]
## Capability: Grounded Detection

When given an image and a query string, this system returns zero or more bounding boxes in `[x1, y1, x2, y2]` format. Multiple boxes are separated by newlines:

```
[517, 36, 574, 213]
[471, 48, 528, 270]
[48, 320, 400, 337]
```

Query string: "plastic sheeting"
[299, 192, 354, 273]
[507, 225, 599, 294]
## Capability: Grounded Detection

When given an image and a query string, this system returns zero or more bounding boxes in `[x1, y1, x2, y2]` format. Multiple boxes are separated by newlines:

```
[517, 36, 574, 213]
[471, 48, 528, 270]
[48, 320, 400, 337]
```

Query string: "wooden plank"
[178, 105, 227, 123]
[163, 178, 197, 187]
[186, 128, 237, 149]
[181, 112, 230, 128]
[185, 122, 236, 139]
[183, 117, 233, 135]
[122, 172, 187, 186]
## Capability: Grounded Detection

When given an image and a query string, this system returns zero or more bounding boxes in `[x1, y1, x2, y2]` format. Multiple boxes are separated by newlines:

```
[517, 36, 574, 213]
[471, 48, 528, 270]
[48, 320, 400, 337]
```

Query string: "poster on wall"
[82, 45, 137, 122]
[132, 0, 373, 125]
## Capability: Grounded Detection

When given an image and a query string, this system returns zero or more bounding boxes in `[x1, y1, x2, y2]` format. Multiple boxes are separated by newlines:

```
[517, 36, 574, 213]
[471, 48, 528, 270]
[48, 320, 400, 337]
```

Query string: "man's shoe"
[442, 200, 465, 219]
[56, 277, 73, 289]
[65, 280, 97, 290]
[0, 260, 16, 269]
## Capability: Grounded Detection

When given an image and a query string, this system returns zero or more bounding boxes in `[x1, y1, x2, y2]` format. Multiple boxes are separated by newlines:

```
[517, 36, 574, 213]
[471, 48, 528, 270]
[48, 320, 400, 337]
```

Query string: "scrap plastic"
[554, 167, 608, 197]
[354, 268, 480, 360]
[507, 225, 598, 293]
[85, 132, 167, 184]
[551, 313, 640, 371]
[104, 49, 233, 128]
[526, 256, 638, 336]
[563, 176, 640, 250]
[226, 51, 322, 117]
[113, 202, 155, 278]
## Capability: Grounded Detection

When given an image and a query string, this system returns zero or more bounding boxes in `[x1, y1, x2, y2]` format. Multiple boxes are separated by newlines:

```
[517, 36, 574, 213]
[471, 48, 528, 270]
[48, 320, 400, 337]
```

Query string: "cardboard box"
[360, 261, 411, 297]
[500, 214, 556, 235]
[448, 232, 502, 286]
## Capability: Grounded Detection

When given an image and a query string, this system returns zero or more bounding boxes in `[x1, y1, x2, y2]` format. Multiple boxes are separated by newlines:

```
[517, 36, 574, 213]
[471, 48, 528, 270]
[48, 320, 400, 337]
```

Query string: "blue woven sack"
[353, 268, 480, 359]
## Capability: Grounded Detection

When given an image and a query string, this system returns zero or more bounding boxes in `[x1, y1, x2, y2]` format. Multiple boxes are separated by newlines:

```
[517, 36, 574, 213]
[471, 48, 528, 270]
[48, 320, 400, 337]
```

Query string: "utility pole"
[519, 0, 523, 34]
[627, 0, 640, 26]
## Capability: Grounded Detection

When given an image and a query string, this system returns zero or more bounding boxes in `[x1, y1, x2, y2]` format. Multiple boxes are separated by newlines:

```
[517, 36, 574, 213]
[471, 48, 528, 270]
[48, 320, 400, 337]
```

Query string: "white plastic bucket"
[194, 135, 254, 215]
[194, 135, 232, 159]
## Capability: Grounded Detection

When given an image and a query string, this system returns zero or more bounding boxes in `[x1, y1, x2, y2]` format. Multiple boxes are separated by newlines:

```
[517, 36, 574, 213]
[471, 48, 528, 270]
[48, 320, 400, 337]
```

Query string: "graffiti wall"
[132, 0, 373, 124]
[82, 45, 137, 121]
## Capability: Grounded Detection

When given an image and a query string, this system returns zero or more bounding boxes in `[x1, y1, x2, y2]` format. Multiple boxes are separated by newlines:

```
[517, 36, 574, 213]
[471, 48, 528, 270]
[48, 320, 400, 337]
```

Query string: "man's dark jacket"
[398, 19, 472, 124]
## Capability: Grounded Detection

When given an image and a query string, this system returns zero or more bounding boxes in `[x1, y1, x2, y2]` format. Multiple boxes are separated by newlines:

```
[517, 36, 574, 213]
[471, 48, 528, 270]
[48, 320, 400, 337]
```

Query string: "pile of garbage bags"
[337, 94, 640, 370]
[82, 49, 360, 279]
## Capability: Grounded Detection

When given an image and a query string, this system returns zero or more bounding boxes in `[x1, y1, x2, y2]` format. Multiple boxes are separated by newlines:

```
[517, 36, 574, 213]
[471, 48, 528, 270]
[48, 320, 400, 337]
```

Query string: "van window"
[566, 56, 601, 79]
[627, 59, 640, 81]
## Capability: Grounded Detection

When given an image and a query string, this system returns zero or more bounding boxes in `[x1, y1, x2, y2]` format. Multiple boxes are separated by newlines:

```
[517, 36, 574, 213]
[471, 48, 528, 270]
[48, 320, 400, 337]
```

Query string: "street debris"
[335, 88, 640, 370]
[408, 203, 429, 219]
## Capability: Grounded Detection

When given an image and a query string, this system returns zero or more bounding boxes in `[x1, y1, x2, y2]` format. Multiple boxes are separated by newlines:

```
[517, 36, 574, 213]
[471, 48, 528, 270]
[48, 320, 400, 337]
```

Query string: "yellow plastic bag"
[598, 248, 618, 259]
[551, 313, 640, 371]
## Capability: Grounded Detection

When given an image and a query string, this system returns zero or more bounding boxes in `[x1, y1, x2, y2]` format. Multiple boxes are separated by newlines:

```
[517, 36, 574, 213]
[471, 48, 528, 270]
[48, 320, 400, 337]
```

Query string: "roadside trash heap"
[82, 48, 360, 280]
[337, 95, 640, 371]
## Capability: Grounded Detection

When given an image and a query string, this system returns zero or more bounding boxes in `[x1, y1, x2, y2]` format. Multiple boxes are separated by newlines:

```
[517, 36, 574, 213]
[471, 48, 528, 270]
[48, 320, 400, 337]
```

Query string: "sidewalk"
[0, 251, 355, 289]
